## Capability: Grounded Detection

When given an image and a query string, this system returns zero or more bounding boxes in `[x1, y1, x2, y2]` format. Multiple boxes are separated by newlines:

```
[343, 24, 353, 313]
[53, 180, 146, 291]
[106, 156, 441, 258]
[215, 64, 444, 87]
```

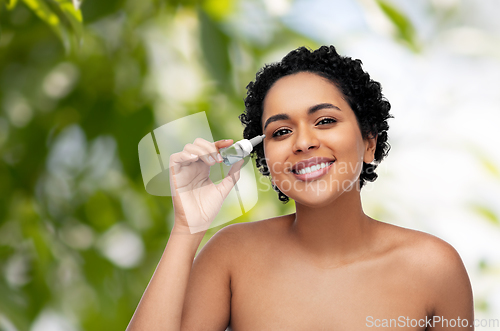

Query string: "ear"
[363, 133, 377, 164]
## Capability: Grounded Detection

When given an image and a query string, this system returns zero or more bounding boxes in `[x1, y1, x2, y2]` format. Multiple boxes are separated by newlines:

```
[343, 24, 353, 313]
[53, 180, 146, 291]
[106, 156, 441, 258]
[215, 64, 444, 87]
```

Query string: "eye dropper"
[219, 134, 266, 166]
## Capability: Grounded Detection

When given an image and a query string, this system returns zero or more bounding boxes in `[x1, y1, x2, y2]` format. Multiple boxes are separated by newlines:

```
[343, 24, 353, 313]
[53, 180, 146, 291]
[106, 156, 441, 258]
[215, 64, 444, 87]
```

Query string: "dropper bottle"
[219, 134, 266, 166]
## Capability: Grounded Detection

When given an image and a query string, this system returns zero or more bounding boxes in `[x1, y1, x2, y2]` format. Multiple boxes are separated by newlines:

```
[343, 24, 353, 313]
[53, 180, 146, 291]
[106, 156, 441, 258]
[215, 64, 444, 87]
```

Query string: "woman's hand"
[169, 138, 244, 234]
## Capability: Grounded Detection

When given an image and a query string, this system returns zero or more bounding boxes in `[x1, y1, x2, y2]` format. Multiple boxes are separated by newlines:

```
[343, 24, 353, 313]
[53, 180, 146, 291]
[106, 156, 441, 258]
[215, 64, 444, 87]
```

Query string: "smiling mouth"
[291, 161, 335, 175]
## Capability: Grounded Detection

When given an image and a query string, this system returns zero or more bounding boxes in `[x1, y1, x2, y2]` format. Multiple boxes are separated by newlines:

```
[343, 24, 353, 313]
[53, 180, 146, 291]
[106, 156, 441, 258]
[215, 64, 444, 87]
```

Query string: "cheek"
[330, 125, 363, 152]
[323, 129, 365, 170]
[265, 143, 291, 177]
[323, 129, 353, 154]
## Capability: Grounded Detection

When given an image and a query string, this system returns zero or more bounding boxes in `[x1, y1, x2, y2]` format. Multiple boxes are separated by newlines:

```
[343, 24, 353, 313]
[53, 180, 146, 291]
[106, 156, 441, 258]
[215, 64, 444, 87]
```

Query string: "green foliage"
[470, 204, 500, 226]
[375, 0, 420, 52]
[0, 0, 431, 330]
[0, 1, 309, 329]
[5, 0, 19, 10]
[1, 0, 83, 52]
[199, 9, 232, 93]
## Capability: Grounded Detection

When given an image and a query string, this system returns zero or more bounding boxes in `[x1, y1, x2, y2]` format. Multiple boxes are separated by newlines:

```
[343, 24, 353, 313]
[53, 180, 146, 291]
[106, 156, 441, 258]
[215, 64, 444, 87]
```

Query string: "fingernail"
[208, 156, 215, 163]
[217, 153, 223, 162]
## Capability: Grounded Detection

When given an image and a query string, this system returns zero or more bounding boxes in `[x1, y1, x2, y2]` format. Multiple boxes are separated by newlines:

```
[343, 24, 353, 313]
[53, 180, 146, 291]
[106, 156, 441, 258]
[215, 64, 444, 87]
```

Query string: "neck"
[288, 185, 375, 265]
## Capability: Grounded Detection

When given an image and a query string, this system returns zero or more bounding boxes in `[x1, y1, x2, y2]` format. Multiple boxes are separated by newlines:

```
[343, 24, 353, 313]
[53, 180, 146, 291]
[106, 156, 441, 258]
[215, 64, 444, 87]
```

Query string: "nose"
[293, 126, 319, 154]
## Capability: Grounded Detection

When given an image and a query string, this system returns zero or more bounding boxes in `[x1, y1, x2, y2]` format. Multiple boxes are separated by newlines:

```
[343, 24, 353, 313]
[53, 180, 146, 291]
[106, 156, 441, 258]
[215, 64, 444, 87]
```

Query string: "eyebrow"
[263, 103, 341, 130]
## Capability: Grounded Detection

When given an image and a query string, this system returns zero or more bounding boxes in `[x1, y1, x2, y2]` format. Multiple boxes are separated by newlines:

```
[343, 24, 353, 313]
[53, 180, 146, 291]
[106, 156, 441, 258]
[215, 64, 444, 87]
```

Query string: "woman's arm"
[126, 225, 206, 331]
[127, 138, 243, 330]
[127, 223, 238, 331]
[426, 239, 474, 330]
[181, 224, 240, 330]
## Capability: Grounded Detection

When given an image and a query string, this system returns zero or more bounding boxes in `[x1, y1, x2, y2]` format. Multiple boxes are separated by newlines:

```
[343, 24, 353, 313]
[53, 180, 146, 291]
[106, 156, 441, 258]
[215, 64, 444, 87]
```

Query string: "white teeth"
[303, 167, 309, 174]
[296, 162, 332, 175]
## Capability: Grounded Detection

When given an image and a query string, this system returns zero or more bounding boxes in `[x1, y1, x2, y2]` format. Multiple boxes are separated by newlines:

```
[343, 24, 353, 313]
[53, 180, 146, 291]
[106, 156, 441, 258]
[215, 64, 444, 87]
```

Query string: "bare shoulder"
[370, 221, 474, 321]
[211, 215, 292, 256]
[379, 222, 464, 268]
[374, 221, 471, 294]
[375, 221, 464, 268]
[183, 218, 283, 330]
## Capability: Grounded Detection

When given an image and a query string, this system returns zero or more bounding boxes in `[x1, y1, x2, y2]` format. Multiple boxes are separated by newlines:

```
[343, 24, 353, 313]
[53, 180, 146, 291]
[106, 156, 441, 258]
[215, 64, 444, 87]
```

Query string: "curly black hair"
[239, 45, 393, 203]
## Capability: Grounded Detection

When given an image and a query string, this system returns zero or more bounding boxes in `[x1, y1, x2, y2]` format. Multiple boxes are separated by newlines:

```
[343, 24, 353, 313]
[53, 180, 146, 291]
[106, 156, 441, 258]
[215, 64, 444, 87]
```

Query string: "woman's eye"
[317, 118, 337, 125]
[272, 128, 291, 137]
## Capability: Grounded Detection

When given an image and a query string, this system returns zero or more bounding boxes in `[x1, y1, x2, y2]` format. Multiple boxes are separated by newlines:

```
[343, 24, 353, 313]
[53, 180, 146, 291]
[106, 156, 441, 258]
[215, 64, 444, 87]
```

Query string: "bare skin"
[128, 72, 473, 330]
[220, 215, 474, 330]
[180, 72, 473, 330]
[183, 212, 473, 330]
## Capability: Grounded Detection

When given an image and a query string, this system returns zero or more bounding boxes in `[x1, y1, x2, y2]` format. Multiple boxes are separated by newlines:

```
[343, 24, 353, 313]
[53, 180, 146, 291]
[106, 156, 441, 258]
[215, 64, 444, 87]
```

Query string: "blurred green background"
[1, 0, 500, 330]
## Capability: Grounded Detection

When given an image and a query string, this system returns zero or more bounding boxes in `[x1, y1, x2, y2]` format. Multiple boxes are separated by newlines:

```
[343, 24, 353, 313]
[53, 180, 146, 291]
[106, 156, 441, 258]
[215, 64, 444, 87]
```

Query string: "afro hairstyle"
[239, 45, 393, 203]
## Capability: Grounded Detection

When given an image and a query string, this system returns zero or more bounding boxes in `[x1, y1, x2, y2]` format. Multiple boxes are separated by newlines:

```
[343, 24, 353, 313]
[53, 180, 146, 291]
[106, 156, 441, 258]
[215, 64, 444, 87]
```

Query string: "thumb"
[216, 159, 244, 199]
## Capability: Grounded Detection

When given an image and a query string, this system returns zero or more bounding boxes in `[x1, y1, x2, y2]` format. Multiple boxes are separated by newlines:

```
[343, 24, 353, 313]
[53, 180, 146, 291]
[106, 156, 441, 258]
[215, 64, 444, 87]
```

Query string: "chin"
[282, 177, 360, 207]
[286, 186, 342, 208]
[295, 196, 338, 208]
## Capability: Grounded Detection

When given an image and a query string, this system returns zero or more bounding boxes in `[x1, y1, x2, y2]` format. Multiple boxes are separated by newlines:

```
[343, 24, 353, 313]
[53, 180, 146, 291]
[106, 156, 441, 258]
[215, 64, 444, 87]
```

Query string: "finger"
[184, 144, 216, 166]
[216, 159, 244, 199]
[169, 150, 198, 174]
[193, 138, 221, 164]
[214, 139, 234, 150]
[214, 139, 234, 163]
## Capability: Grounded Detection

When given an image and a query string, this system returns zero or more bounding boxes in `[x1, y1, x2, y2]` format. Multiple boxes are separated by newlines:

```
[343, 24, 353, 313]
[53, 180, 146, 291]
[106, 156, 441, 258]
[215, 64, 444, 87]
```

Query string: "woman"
[127, 46, 474, 330]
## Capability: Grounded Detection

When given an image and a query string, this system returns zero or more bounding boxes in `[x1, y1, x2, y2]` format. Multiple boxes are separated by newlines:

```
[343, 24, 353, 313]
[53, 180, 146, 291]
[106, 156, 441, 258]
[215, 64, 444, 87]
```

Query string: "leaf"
[470, 203, 500, 226]
[465, 142, 500, 179]
[20, 0, 83, 52]
[48, 0, 84, 46]
[22, 0, 60, 26]
[0, 0, 17, 9]
[72, 0, 81, 10]
[7, 0, 19, 10]
[57, 1, 83, 40]
[52, 0, 82, 22]
[21, 0, 71, 50]
[198, 9, 232, 93]
[478, 155, 500, 179]
[202, 0, 233, 21]
[375, 0, 419, 52]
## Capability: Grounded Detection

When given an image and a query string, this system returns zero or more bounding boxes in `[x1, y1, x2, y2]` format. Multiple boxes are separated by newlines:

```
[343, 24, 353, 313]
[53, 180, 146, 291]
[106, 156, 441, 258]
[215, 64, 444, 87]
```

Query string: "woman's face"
[261, 71, 377, 207]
